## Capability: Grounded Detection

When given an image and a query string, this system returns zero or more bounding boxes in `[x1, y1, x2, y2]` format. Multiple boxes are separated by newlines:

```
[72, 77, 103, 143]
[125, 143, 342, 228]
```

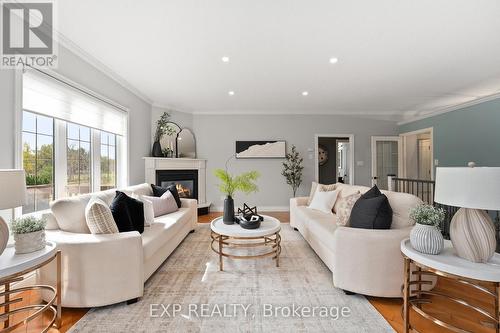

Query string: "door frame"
[371, 136, 402, 187]
[314, 134, 354, 185]
[399, 127, 434, 180]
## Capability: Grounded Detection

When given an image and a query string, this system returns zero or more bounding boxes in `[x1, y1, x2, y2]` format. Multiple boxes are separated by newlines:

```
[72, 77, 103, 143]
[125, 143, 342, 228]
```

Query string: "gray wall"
[193, 114, 398, 209]
[0, 44, 152, 184]
[399, 98, 500, 169]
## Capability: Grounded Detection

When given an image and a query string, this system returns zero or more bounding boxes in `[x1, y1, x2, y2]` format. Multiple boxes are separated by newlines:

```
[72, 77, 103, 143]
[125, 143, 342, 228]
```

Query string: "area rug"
[68, 224, 394, 332]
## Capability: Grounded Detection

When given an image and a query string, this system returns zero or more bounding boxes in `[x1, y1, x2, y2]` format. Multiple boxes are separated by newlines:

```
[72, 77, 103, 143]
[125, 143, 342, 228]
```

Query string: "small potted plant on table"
[11, 216, 47, 254]
[409, 204, 445, 255]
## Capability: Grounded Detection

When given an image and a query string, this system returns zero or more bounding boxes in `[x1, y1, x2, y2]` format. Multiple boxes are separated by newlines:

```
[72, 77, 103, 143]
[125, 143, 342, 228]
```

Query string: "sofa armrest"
[332, 226, 413, 297]
[180, 198, 198, 230]
[290, 197, 309, 229]
[38, 230, 144, 307]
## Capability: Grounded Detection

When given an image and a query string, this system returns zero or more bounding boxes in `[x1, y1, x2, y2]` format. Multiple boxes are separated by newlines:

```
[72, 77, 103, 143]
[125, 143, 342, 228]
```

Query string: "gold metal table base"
[1, 250, 61, 333]
[402, 255, 500, 333]
[210, 231, 281, 271]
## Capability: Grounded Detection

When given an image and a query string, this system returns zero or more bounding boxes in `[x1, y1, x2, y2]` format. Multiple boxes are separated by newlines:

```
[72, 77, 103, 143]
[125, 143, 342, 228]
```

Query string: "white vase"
[14, 230, 46, 254]
[0, 217, 9, 256]
[410, 223, 444, 255]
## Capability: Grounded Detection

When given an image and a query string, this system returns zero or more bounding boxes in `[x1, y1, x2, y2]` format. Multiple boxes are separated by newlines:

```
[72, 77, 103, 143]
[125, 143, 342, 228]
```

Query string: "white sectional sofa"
[37, 183, 197, 308]
[290, 183, 423, 297]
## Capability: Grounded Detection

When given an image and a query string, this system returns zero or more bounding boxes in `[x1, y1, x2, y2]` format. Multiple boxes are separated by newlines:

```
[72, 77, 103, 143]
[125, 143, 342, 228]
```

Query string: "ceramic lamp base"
[0, 216, 9, 256]
[450, 208, 496, 263]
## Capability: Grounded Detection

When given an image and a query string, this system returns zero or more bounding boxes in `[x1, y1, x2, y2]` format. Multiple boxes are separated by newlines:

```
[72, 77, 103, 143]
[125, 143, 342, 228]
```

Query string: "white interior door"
[417, 139, 432, 180]
[371, 136, 401, 190]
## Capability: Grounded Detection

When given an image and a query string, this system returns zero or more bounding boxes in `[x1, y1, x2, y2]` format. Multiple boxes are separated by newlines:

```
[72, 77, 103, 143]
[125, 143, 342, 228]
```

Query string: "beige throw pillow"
[336, 192, 362, 226]
[333, 188, 361, 213]
[130, 193, 154, 227]
[85, 197, 119, 234]
[307, 182, 337, 205]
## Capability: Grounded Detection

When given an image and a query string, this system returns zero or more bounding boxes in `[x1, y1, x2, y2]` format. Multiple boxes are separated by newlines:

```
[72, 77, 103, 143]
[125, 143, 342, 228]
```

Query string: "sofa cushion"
[296, 206, 337, 252]
[141, 207, 192, 260]
[151, 184, 182, 208]
[382, 190, 422, 229]
[110, 191, 145, 233]
[307, 182, 337, 205]
[333, 187, 362, 213]
[308, 188, 338, 214]
[85, 197, 119, 234]
[336, 192, 362, 226]
[350, 185, 393, 229]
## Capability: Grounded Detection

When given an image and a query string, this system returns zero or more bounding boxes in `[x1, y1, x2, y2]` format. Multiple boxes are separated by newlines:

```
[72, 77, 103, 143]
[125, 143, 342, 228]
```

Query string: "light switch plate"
[356, 161, 364, 167]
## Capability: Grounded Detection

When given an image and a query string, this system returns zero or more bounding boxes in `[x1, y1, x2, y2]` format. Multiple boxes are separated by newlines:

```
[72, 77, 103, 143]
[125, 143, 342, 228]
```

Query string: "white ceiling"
[57, 0, 500, 121]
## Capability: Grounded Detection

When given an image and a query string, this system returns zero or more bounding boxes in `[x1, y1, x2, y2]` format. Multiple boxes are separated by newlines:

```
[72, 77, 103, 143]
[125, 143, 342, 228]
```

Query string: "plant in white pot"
[409, 204, 445, 255]
[11, 216, 47, 254]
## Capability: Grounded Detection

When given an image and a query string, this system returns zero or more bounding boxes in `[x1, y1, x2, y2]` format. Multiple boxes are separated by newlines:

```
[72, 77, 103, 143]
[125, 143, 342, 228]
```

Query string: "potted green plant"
[409, 204, 446, 255]
[281, 145, 303, 197]
[11, 216, 47, 254]
[214, 169, 260, 224]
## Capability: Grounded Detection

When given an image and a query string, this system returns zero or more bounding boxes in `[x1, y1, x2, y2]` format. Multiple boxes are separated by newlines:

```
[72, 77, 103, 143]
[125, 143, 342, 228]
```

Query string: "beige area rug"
[68, 224, 394, 333]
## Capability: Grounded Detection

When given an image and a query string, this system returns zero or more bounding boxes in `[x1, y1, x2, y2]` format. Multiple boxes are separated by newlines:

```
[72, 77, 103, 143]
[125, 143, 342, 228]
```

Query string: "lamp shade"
[0, 169, 27, 210]
[435, 167, 500, 210]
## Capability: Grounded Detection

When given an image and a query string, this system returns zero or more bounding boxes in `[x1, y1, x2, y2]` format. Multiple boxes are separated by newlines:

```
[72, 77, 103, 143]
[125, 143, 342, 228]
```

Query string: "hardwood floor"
[2, 211, 491, 332]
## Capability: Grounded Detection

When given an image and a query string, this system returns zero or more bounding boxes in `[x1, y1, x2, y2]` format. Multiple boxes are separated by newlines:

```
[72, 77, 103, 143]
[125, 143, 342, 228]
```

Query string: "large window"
[21, 69, 128, 213]
[66, 123, 92, 197]
[22, 112, 54, 213]
[100, 131, 117, 191]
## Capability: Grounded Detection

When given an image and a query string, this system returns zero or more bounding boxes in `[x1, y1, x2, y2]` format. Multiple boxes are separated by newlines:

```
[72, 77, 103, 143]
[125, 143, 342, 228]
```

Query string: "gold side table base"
[1, 250, 61, 333]
[210, 231, 281, 271]
[402, 255, 500, 333]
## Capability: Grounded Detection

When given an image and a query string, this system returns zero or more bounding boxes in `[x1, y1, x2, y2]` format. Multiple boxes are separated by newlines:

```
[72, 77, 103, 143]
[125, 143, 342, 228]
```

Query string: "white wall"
[0, 44, 152, 184]
[193, 114, 398, 209]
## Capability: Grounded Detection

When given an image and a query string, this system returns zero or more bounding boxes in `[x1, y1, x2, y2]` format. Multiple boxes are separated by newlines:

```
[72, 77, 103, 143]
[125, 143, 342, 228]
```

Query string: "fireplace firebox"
[156, 170, 198, 200]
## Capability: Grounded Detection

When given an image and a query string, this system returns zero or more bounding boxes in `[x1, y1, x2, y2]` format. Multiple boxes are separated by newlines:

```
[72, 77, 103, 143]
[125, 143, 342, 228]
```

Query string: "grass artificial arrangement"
[214, 169, 260, 197]
[409, 204, 445, 228]
[11, 216, 46, 235]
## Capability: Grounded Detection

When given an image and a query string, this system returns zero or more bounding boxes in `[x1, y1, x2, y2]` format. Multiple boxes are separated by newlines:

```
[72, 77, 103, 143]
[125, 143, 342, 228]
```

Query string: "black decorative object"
[223, 196, 235, 224]
[236, 203, 263, 229]
[235, 141, 286, 159]
[152, 141, 162, 157]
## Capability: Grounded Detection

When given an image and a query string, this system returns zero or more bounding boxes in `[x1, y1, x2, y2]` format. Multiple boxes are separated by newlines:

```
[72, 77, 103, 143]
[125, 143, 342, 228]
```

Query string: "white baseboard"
[211, 206, 289, 212]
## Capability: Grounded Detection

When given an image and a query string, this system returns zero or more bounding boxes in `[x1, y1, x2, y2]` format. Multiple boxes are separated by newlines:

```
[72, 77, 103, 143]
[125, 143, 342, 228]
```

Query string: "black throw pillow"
[110, 191, 145, 233]
[349, 185, 393, 229]
[151, 184, 182, 208]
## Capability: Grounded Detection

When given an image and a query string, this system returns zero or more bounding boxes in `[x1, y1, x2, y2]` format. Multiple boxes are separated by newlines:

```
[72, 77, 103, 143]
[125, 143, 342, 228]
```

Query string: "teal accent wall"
[399, 98, 500, 168]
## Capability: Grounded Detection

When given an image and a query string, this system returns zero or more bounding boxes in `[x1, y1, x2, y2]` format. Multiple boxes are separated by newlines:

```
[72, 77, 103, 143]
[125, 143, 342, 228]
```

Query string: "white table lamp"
[0, 169, 27, 255]
[435, 165, 500, 263]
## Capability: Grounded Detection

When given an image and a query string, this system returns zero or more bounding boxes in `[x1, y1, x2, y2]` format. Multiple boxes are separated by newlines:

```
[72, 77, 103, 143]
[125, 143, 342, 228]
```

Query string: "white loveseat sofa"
[37, 183, 197, 307]
[290, 183, 422, 297]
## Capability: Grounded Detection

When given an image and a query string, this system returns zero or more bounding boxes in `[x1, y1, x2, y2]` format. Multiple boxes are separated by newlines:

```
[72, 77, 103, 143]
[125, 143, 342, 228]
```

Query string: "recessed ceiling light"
[329, 57, 339, 64]
[221, 56, 230, 63]
[302, 91, 309, 96]
[228, 91, 235, 96]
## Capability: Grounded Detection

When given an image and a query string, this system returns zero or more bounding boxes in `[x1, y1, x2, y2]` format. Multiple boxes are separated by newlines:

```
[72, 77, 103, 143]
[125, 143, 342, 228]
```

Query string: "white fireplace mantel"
[144, 157, 209, 208]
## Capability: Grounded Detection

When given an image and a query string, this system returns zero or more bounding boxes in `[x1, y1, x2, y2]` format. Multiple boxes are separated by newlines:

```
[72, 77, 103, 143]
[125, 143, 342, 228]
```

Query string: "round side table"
[401, 238, 500, 333]
[0, 241, 61, 332]
[210, 215, 281, 271]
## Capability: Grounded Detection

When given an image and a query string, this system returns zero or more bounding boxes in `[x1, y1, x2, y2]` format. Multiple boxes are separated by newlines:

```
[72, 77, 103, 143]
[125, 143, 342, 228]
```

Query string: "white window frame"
[15, 68, 129, 215]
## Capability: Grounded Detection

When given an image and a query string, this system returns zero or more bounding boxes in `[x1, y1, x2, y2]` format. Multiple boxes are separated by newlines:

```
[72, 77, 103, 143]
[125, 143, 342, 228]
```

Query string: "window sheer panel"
[23, 70, 128, 136]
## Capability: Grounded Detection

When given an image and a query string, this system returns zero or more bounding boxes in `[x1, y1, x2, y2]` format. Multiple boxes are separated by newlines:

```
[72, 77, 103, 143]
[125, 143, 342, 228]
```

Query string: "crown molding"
[54, 32, 153, 105]
[397, 92, 500, 125]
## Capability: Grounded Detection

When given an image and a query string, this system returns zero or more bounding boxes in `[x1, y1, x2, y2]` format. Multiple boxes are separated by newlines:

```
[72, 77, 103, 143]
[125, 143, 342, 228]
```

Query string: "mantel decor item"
[435, 164, 500, 262]
[409, 204, 445, 255]
[11, 216, 47, 254]
[0, 169, 27, 256]
[152, 112, 175, 157]
[214, 158, 260, 224]
[281, 145, 304, 197]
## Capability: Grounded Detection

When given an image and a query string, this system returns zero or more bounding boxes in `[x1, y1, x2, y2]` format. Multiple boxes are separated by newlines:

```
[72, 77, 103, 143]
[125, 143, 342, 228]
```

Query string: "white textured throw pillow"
[308, 188, 339, 214]
[307, 182, 337, 205]
[142, 191, 179, 217]
[130, 193, 154, 227]
[85, 197, 119, 234]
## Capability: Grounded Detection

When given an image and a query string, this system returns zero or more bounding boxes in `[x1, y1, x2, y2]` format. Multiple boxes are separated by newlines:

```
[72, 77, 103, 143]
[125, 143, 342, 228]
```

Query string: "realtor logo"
[1, 0, 57, 68]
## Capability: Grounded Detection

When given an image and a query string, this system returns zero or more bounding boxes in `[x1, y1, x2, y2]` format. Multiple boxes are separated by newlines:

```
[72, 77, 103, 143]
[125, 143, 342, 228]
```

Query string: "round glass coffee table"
[210, 215, 281, 271]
